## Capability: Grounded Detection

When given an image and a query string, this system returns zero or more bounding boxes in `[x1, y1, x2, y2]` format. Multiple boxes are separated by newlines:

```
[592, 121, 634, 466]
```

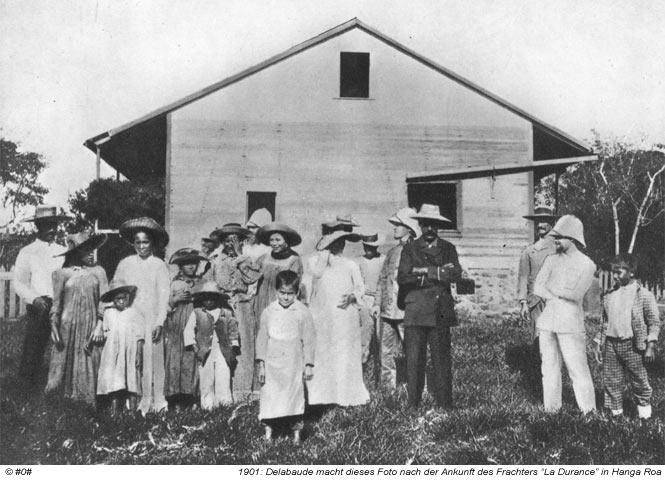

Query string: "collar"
[271, 248, 297, 260]
[418, 237, 439, 249]
[202, 307, 221, 319]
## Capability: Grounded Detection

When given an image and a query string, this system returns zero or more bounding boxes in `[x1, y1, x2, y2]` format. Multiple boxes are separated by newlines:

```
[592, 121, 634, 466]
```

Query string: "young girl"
[164, 248, 208, 410]
[256, 270, 315, 443]
[114, 217, 170, 413]
[97, 280, 144, 414]
[183, 281, 239, 409]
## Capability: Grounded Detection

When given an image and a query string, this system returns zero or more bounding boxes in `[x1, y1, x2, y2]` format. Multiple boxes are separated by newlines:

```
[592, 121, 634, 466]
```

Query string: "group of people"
[517, 207, 661, 419]
[13, 200, 661, 444]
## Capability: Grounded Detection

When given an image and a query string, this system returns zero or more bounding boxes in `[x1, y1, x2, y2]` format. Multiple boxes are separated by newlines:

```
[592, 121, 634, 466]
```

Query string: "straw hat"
[119, 217, 169, 247]
[315, 230, 361, 251]
[211, 223, 251, 241]
[411, 204, 451, 225]
[57, 231, 107, 259]
[360, 233, 383, 247]
[321, 214, 359, 234]
[548, 214, 586, 248]
[388, 207, 421, 238]
[23, 205, 72, 223]
[256, 222, 302, 247]
[523, 206, 559, 221]
[101, 279, 138, 303]
[192, 281, 229, 301]
[246, 208, 273, 229]
[169, 247, 208, 265]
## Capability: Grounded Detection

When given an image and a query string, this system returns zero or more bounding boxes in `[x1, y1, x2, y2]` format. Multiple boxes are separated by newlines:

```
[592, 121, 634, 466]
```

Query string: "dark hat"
[256, 222, 302, 247]
[211, 223, 251, 241]
[523, 206, 559, 221]
[23, 205, 72, 223]
[101, 279, 138, 303]
[57, 232, 107, 259]
[169, 247, 208, 265]
[119, 217, 169, 247]
[192, 281, 229, 301]
[315, 230, 361, 251]
[360, 233, 383, 247]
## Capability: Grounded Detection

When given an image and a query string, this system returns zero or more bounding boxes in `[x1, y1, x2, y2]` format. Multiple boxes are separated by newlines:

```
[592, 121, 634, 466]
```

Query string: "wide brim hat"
[321, 214, 359, 234]
[23, 205, 72, 223]
[101, 279, 138, 303]
[523, 206, 559, 221]
[211, 223, 251, 241]
[119, 217, 169, 247]
[57, 232, 107, 258]
[548, 214, 586, 248]
[315, 230, 361, 251]
[388, 207, 422, 238]
[411, 204, 451, 225]
[256, 222, 302, 247]
[246, 208, 273, 229]
[201, 237, 219, 244]
[360, 233, 383, 247]
[169, 247, 208, 265]
[192, 281, 229, 300]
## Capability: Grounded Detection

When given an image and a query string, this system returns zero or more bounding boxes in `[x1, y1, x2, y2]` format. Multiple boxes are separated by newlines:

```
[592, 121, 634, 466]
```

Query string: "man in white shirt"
[13, 206, 69, 388]
[534, 215, 596, 413]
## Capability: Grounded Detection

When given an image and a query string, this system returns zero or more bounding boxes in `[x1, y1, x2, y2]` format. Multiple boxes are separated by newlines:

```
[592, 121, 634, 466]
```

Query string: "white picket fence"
[0, 270, 27, 321]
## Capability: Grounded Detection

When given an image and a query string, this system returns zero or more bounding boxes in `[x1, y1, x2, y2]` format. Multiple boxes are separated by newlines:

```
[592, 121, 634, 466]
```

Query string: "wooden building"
[85, 18, 596, 311]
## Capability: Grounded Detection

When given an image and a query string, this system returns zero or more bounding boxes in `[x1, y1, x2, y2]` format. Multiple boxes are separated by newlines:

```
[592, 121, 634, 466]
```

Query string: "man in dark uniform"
[397, 204, 462, 408]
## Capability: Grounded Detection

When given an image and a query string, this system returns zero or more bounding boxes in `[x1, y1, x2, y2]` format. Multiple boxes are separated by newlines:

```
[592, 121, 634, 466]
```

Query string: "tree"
[0, 138, 49, 269]
[0, 138, 49, 228]
[539, 132, 665, 283]
[68, 177, 165, 230]
[68, 177, 166, 276]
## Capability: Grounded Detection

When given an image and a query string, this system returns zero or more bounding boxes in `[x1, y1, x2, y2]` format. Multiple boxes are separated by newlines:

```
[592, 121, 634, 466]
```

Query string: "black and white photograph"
[1, 0, 664, 469]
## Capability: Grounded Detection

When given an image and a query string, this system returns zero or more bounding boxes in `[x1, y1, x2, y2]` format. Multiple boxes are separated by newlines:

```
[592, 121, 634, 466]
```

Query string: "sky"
[1, 0, 664, 213]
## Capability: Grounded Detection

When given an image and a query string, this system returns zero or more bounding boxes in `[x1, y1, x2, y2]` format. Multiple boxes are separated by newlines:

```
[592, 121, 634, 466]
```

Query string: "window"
[407, 182, 458, 230]
[247, 191, 276, 223]
[340, 52, 370, 98]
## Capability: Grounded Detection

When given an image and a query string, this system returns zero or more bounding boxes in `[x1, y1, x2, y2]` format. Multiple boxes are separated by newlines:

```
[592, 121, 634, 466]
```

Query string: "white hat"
[411, 204, 451, 226]
[315, 230, 361, 251]
[388, 207, 421, 238]
[548, 214, 586, 248]
[246, 208, 273, 229]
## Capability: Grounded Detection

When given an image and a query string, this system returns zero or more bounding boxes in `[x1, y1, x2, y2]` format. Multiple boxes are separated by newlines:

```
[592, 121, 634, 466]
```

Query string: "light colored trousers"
[538, 330, 596, 413]
[199, 346, 233, 410]
[379, 317, 405, 387]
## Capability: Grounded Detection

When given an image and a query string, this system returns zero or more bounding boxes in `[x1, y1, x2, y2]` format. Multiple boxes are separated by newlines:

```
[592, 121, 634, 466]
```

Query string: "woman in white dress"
[113, 217, 171, 414]
[306, 230, 370, 407]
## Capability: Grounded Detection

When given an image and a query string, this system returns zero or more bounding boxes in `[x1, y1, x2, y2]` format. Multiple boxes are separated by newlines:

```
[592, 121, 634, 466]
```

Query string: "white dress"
[97, 307, 144, 395]
[306, 251, 370, 406]
[256, 300, 315, 420]
[113, 255, 170, 413]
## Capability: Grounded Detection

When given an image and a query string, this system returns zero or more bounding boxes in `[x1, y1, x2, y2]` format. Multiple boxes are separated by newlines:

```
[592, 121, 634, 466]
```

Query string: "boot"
[292, 430, 302, 444]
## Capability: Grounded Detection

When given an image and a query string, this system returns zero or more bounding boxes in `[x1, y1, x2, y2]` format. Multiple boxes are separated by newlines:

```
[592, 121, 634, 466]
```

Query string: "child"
[256, 270, 315, 443]
[594, 253, 661, 419]
[164, 248, 208, 410]
[183, 281, 239, 409]
[97, 280, 144, 414]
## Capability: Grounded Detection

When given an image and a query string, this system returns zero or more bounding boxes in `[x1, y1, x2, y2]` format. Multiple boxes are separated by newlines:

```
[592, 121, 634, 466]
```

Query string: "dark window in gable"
[340, 52, 370, 98]
[407, 182, 458, 230]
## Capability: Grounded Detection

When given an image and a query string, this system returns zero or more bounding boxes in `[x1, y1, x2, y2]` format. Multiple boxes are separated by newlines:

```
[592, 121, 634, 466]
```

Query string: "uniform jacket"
[596, 283, 661, 351]
[187, 308, 239, 368]
[397, 237, 462, 327]
[517, 236, 556, 308]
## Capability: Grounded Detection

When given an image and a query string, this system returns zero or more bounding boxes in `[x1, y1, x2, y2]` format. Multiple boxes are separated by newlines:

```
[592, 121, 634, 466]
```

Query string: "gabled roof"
[84, 18, 593, 178]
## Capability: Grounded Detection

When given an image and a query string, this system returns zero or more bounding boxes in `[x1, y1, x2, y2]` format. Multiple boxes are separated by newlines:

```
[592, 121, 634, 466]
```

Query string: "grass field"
[1, 315, 663, 465]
